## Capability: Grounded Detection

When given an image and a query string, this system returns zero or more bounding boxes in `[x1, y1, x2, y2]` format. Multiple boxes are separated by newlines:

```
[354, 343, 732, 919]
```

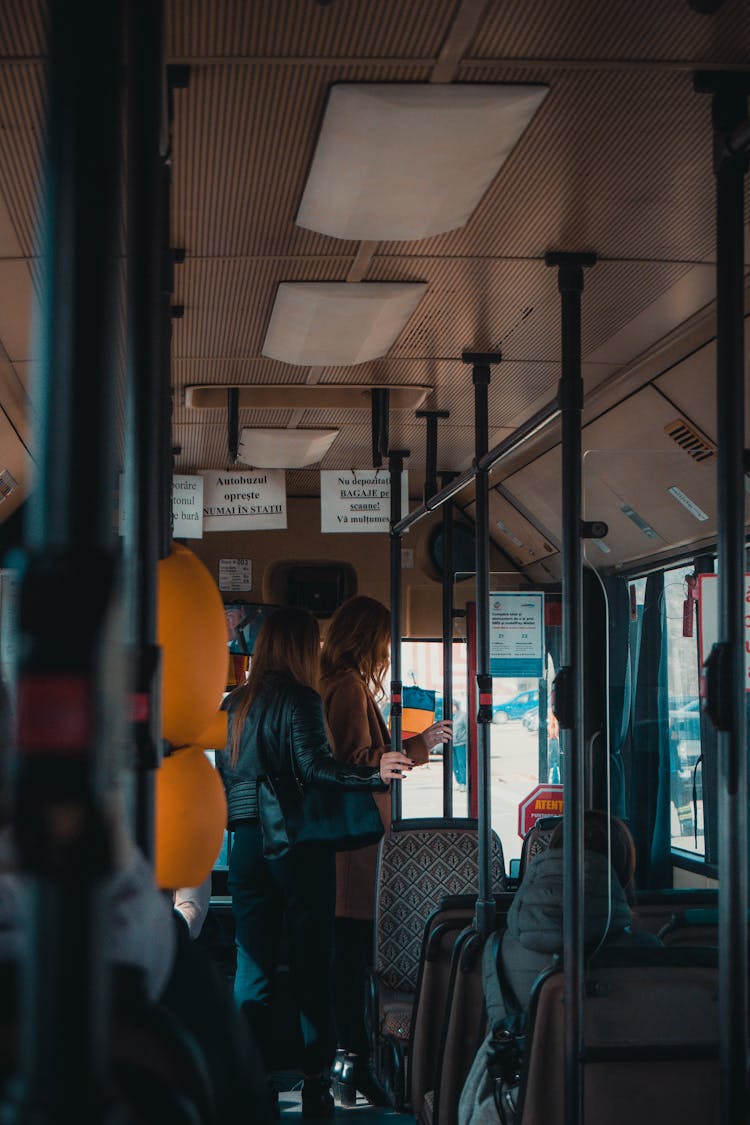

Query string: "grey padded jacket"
[501, 847, 658, 1008]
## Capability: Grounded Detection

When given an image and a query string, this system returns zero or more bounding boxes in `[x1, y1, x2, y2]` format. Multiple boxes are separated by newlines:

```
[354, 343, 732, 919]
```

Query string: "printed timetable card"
[489, 591, 544, 678]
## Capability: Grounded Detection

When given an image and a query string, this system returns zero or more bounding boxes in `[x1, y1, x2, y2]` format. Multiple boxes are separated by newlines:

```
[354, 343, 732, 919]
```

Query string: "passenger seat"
[369, 818, 505, 1107]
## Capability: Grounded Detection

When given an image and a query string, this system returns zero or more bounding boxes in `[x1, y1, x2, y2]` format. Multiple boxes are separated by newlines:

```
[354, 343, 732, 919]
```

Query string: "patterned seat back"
[374, 819, 505, 994]
[518, 815, 561, 879]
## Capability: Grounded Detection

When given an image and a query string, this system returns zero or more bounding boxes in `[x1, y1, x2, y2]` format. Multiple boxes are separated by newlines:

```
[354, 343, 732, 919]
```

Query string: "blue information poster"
[489, 591, 544, 678]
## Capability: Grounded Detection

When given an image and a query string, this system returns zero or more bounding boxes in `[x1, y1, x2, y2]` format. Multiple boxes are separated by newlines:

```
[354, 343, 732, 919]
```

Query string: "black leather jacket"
[218, 672, 386, 852]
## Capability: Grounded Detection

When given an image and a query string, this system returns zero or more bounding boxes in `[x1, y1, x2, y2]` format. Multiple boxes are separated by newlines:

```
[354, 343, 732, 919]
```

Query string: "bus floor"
[274, 1077, 413, 1123]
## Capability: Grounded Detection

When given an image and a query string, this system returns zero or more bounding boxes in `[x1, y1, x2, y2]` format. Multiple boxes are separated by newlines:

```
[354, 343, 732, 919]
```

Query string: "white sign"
[320, 469, 409, 533]
[172, 475, 203, 538]
[489, 591, 545, 678]
[698, 573, 750, 691]
[219, 558, 252, 593]
[201, 469, 287, 531]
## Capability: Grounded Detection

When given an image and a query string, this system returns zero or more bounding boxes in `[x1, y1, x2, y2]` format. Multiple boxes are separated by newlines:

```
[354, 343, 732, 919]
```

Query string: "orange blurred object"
[193, 709, 228, 751]
[155, 745, 227, 889]
[157, 542, 228, 747]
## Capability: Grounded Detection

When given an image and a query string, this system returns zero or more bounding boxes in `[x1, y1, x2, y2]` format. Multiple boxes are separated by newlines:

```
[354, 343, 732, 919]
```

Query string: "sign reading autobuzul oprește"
[201, 469, 287, 531]
[320, 469, 409, 533]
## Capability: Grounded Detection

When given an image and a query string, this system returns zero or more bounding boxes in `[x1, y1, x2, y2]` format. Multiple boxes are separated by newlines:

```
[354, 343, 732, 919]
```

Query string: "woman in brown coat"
[320, 595, 451, 1103]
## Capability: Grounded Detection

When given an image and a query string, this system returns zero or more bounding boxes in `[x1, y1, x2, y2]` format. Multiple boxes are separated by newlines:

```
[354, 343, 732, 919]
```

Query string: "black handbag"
[256, 725, 384, 858]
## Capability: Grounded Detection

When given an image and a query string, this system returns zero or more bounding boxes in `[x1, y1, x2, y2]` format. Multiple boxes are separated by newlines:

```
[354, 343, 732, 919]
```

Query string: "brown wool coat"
[321, 668, 429, 919]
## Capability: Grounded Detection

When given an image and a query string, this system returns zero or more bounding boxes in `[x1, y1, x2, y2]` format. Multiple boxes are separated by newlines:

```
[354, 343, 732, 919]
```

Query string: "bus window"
[663, 565, 703, 855]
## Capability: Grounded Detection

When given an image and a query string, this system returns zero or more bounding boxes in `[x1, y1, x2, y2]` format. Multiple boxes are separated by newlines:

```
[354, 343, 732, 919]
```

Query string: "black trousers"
[228, 821, 336, 1076]
[333, 916, 374, 1059]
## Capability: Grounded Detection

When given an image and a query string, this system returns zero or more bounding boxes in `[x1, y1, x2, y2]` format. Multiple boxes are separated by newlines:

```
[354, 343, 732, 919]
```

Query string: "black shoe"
[330, 1048, 347, 1102]
[338, 1054, 390, 1108]
[302, 1074, 335, 1119]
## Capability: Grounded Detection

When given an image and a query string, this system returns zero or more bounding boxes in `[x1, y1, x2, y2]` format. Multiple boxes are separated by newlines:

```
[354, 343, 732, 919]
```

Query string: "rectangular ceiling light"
[237, 428, 338, 468]
[296, 83, 549, 242]
[262, 281, 427, 366]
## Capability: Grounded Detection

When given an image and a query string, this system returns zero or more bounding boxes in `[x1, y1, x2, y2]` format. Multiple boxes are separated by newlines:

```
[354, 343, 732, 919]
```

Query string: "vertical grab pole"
[389, 449, 409, 822]
[463, 351, 501, 938]
[545, 251, 597, 1125]
[441, 473, 457, 819]
[695, 72, 750, 1125]
[125, 0, 166, 862]
[417, 410, 452, 813]
[5, 1, 125, 1121]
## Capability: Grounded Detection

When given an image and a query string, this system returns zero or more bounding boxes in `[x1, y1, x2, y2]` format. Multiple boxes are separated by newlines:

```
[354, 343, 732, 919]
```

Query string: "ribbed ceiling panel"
[172, 256, 349, 359]
[377, 68, 717, 263]
[0, 64, 44, 255]
[174, 402, 295, 428]
[470, 0, 750, 63]
[0, 1, 46, 55]
[171, 61, 432, 258]
[166, 0, 456, 60]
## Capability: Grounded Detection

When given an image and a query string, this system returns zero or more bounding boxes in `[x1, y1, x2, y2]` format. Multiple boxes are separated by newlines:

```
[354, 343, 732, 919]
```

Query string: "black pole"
[416, 410, 450, 503]
[228, 387, 240, 464]
[389, 449, 409, 822]
[695, 72, 750, 1125]
[159, 167, 174, 558]
[6, 1, 125, 1120]
[545, 250, 597, 1125]
[371, 388, 390, 469]
[441, 473, 457, 818]
[125, 0, 165, 863]
[463, 351, 501, 938]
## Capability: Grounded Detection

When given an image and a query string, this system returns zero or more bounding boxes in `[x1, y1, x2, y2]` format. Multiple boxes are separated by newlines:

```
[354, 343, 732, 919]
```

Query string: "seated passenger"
[501, 809, 660, 1008]
[0, 805, 176, 1003]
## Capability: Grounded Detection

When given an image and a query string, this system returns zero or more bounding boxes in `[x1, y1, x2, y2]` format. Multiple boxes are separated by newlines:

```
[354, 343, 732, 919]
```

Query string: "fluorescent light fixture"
[296, 83, 549, 241]
[262, 281, 427, 366]
[237, 427, 338, 468]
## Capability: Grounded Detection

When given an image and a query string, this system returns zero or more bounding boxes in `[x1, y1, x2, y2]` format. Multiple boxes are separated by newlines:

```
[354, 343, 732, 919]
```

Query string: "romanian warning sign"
[518, 783, 564, 838]
[320, 469, 409, 533]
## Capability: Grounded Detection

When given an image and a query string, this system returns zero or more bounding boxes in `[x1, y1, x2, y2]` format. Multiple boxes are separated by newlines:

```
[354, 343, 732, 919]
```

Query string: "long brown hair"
[229, 606, 321, 765]
[320, 595, 391, 695]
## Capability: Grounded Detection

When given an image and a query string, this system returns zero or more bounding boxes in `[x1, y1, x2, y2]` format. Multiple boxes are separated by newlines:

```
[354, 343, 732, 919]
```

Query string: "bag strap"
[483, 931, 526, 1125]
[482, 929, 525, 1031]
[482, 931, 508, 1032]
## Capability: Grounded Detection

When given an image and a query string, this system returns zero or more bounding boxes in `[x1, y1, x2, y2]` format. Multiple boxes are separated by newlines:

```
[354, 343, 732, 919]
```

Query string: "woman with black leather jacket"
[216, 606, 412, 1119]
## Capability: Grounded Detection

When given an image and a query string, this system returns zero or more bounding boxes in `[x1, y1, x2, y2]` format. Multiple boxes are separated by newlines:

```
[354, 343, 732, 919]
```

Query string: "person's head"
[549, 809, 637, 900]
[230, 606, 321, 764]
[320, 595, 391, 694]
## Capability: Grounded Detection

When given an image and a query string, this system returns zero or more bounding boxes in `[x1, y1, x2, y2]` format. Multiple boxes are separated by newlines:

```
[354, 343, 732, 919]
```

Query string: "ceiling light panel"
[262, 281, 427, 366]
[237, 428, 338, 468]
[296, 83, 549, 242]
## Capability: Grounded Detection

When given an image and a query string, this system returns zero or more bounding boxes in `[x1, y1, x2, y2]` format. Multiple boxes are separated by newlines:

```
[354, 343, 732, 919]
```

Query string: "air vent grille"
[664, 418, 716, 464]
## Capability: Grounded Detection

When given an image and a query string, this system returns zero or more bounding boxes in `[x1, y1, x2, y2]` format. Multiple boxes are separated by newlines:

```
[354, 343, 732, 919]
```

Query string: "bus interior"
[0, 1, 748, 1122]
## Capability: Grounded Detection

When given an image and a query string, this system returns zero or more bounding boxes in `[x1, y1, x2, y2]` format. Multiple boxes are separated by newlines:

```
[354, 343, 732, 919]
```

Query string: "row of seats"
[366, 815, 725, 1125]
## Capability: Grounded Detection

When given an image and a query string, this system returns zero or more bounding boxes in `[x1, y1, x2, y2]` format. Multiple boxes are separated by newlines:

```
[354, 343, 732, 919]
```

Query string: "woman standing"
[320, 596, 451, 1103]
[217, 606, 412, 1119]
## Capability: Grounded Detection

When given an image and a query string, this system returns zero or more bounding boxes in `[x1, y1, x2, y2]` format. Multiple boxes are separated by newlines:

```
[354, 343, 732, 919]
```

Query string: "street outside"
[401, 719, 540, 866]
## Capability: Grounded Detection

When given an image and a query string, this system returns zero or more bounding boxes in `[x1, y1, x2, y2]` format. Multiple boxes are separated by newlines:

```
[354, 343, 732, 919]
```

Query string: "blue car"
[492, 688, 539, 724]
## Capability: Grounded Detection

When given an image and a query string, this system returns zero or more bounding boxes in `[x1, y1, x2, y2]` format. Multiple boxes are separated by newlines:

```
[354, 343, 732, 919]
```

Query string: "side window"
[663, 565, 703, 856]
